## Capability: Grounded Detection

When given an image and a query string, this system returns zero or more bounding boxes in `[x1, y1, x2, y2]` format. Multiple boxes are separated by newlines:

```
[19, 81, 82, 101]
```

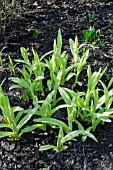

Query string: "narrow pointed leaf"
[17, 108, 37, 131]
[61, 130, 83, 144]
[39, 145, 56, 151]
[0, 132, 13, 139]
[34, 118, 71, 133]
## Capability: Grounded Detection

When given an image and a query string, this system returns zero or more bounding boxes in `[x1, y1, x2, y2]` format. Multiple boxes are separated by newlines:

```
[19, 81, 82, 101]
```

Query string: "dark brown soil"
[0, 0, 113, 169]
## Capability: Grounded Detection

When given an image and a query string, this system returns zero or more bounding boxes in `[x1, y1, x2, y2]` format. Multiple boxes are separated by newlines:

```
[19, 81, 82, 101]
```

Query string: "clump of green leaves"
[36, 119, 97, 152]
[0, 29, 113, 153]
[45, 29, 75, 106]
[59, 66, 113, 132]
[9, 29, 88, 107]
[83, 26, 104, 46]
[32, 29, 40, 39]
[0, 85, 39, 140]
[45, 29, 89, 106]
[9, 47, 51, 103]
[33, 90, 71, 130]
[69, 36, 89, 88]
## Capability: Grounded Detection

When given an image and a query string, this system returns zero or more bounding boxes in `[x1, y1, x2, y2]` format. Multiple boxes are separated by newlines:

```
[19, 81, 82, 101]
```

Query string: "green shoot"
[8, 55, 16, 76]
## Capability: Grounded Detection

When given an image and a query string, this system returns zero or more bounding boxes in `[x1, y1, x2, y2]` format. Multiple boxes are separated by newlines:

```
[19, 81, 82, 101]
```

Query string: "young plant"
[59, 66, 113, 131]
[9, 68, 43, 102]
[9, 47, 50, 102]
[87, 14, 97, 24]
[45, 29, 81, 106]
[33, 90, 72, 130]
[0, 85, 39, 140]
[58, 86, 79, 130]
[39, 127, 82, 152]
[34, 118, 80, 152]
[83, 26, 104, 46]
[8, 55, 16, 75]
[38, 121, 97, 152]
[0, 47, 6, 65]
[69, 36, 89, 88]
[32, 29, 40, 39]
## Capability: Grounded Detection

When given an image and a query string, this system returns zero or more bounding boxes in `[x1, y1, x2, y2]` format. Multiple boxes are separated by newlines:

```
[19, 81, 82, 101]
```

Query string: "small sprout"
[83, 26, 104, 47]
[87, 14, 97, 24]
[0, 47, 6, 65]
[8, 55, 16, 76]
[50, 20, 54, 30]
[32, 29, 40, 39]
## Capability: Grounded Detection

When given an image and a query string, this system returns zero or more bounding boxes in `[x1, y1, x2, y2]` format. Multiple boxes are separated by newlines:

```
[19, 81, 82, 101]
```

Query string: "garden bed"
[0, 0, 113, 169]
